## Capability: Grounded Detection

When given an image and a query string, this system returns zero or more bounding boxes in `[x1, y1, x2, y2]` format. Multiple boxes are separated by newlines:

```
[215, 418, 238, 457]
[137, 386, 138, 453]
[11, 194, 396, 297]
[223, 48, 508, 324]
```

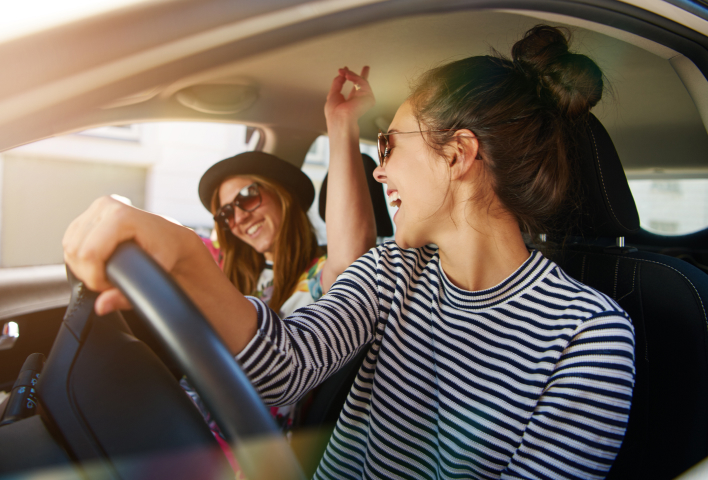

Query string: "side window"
[302, 136, 391, 246]
[628, 178, 708, 235]
[0, 122, 258, 267]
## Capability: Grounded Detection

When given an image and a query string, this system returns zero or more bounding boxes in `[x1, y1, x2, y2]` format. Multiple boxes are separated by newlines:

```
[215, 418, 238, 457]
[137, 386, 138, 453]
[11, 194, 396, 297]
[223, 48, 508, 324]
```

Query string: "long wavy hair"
[211, 174, 319, 313]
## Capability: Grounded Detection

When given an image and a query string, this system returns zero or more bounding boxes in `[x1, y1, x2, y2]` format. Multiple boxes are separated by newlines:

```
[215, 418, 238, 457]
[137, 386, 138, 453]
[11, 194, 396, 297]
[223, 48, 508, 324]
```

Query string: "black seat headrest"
[318, 153, 393, 238]
[564, 114, 640, 238]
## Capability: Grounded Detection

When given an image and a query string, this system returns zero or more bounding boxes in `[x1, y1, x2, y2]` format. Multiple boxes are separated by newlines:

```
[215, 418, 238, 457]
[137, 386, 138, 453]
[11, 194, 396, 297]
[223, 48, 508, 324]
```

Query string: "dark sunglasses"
[213, 182, 262, 229]
[377, 129, 472, 167]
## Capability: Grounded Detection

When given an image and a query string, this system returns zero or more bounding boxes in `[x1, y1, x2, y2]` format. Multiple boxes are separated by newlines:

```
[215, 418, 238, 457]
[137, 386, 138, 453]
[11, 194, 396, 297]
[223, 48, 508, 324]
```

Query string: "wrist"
[170, 227, 208, 278]
[326, 117, 360, 138]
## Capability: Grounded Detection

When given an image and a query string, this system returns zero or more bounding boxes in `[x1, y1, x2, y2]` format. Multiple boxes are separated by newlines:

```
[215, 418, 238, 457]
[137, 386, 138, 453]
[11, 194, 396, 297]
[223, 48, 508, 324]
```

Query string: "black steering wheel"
[51, 241, 305, 480]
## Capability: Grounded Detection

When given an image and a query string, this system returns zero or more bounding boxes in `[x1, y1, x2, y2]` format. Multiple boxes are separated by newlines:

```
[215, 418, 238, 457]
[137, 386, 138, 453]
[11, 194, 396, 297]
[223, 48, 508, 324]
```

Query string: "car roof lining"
[3, 0, 708, 172]
[84, 8, 708, 171]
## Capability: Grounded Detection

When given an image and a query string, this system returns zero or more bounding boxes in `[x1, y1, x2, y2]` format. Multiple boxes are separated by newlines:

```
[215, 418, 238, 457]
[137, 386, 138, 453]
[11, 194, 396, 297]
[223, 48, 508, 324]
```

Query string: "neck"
[435, 205, 530, 292]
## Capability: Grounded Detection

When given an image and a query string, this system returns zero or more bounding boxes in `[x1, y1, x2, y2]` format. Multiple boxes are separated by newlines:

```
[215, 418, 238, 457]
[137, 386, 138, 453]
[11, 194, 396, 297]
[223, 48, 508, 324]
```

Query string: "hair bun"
[512, 25, 603, 118]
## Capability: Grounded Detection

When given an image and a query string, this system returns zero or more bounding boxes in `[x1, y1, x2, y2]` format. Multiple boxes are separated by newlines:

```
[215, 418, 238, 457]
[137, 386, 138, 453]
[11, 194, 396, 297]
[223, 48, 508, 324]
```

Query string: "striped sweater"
[237, 244, 635, 480]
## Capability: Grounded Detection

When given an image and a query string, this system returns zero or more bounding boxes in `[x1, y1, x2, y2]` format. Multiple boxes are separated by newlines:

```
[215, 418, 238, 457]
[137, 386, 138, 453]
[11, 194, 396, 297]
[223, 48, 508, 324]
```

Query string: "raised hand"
[320, 66, 377, 293]
[325, 66, 374, 126]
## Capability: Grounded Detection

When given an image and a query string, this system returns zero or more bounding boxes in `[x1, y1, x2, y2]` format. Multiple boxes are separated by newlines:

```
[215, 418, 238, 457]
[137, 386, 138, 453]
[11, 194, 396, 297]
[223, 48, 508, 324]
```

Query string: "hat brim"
[199, 151, 315, 213]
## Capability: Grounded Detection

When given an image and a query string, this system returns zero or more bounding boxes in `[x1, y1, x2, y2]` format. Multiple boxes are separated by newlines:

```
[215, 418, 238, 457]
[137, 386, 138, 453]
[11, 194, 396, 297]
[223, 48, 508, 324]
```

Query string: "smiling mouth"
[389, 191, 401, 208]
[246, 221, 264, 236]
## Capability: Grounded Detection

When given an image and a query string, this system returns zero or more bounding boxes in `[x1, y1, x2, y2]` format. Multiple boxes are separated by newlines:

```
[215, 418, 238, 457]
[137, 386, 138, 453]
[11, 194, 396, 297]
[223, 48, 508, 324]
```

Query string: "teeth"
[389, 191, 401, 207]
[247, 221, 263, 235]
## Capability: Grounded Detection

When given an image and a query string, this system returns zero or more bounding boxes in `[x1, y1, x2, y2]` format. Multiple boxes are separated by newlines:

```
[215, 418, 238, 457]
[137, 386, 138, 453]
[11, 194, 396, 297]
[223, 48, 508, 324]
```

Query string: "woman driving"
[63, 26, 635, 479]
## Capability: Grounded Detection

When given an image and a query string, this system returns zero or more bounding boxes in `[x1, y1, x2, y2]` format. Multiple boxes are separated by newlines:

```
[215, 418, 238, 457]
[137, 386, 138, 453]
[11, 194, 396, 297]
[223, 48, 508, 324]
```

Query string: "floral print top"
[189, 236, 327, 437]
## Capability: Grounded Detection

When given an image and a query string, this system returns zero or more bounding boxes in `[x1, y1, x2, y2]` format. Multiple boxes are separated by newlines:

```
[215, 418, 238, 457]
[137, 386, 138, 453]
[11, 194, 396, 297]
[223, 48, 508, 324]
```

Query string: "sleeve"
[502, 312, 636, 480]
[236, 248, 382, 407]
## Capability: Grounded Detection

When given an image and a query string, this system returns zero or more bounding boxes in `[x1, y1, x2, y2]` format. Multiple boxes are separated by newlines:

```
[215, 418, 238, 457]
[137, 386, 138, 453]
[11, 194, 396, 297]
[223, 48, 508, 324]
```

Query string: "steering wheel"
[58, 241, 305, 480]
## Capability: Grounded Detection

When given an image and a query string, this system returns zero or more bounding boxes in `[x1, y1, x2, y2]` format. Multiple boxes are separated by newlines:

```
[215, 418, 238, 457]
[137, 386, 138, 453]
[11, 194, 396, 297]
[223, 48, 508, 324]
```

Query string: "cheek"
[261, 199, 282, 234]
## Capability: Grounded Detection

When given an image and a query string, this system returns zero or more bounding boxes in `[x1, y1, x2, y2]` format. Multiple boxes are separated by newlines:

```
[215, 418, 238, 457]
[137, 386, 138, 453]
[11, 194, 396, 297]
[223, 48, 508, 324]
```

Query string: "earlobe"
[448, 134, 477, 179]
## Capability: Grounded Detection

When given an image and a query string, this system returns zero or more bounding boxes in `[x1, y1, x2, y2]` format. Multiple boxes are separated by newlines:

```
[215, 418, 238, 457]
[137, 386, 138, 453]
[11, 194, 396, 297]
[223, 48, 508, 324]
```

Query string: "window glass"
[627, 178, 708, 235]
[0, 122, 254, 267]
[0, 128, 391, 268]
[302, 136, 392, 246]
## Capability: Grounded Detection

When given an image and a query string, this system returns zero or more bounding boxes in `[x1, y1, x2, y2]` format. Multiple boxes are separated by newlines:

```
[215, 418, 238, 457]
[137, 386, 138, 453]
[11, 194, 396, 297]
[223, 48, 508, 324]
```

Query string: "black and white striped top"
[237, 244, 635, 480]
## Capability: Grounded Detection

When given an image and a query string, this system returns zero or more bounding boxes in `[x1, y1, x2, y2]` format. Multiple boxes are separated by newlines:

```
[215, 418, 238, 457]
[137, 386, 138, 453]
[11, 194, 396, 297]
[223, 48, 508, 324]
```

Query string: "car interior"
[1, 0, 708, 478]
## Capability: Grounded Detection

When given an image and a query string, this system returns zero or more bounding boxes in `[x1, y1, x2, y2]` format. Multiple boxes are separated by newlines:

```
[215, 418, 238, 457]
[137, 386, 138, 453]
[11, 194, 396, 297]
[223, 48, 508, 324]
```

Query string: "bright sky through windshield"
[0, 0, 150, 44]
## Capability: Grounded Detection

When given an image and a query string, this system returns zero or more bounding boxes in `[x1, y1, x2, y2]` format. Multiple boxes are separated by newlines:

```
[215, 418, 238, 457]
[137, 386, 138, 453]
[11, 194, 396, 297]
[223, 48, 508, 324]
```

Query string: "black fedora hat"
[199, 151, 315, 212]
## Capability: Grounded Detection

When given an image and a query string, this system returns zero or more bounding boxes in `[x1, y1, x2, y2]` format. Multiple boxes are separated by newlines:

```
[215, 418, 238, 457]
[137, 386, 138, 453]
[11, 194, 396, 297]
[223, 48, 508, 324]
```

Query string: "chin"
[395, 228, 431, 250]
[393, 231, 413, 250]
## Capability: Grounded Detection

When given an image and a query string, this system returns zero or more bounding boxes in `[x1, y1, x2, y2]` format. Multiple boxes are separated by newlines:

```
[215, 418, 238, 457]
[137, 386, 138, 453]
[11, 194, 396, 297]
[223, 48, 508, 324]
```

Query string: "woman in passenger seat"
[64, 26, 635, 479]
[184, 67, 378, 436]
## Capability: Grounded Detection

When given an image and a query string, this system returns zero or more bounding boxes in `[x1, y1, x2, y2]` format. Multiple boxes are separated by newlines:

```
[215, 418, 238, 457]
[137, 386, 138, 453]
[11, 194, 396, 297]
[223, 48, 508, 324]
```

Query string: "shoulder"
[332, 242, 438, 291]
[536, 256, 633, 330]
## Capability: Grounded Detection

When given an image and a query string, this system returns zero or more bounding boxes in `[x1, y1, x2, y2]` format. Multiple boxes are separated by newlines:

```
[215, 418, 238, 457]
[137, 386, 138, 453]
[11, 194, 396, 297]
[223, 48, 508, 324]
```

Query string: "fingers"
[338, 66, 372, 101]
[95, 288, 133, 316]
[325, 66, 375, 122]
[327, 71, 347, 101]
[340, 66, 370, 87]
[63, 196, 145, 293]
[63, 197, 122, 292]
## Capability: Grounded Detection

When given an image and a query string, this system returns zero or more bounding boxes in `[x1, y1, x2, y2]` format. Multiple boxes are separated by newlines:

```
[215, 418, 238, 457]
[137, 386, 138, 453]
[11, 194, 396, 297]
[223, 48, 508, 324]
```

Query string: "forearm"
[322, 117, 376, 290]
[171, 229, 258, 356]
[238, 250, 381, 405]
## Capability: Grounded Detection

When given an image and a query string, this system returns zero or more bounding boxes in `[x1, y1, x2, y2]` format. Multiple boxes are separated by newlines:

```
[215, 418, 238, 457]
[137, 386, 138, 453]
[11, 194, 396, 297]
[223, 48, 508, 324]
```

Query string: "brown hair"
[211, 175, 320, 313]
[409, 25, 604, 239]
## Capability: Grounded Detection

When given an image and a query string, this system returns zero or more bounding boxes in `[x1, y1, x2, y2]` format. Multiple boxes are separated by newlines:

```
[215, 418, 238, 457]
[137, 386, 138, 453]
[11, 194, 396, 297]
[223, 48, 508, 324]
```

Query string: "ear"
[447, 129, 480, 180]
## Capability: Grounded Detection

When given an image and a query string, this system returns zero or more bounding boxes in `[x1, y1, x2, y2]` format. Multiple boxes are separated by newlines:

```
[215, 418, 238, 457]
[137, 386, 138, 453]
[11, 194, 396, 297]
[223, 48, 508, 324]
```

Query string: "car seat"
[626, 227, 708, 274]
[318, 153, 393, 239]
[549, 114, 708, 479]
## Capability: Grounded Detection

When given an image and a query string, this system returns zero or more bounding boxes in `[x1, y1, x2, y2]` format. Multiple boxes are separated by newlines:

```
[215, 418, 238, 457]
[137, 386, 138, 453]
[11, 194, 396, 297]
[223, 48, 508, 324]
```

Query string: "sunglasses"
[213, 182, 262, 229]
[377, 129, 471, 167]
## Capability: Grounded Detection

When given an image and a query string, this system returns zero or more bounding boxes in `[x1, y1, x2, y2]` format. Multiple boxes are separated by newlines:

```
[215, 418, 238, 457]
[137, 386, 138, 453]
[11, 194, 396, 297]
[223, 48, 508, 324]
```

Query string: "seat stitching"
[616, 262, 637, 302]
[589, 129, 625, 229]
[627, 257, 706, 324]
[581, 255, 587, 283]
[614, 257, 619, 299]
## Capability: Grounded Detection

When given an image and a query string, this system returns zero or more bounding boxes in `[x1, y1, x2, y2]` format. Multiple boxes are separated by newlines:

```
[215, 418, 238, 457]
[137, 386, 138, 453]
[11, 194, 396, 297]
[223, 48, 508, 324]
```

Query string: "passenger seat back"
[551, 114, 708, 479]
[554, 246, 708, 479]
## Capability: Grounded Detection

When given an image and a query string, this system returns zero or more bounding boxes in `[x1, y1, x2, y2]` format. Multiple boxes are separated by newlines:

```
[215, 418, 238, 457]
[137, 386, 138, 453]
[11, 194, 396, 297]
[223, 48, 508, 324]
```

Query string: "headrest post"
[539, 234, 547, 242]
[617, 237, 625, 248]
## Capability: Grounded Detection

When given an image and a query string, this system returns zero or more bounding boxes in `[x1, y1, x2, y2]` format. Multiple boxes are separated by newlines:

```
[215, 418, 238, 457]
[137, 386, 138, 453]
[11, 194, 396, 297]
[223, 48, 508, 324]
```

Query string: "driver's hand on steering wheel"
[63, 196, 258, 355]
[63, 196, 199, 315]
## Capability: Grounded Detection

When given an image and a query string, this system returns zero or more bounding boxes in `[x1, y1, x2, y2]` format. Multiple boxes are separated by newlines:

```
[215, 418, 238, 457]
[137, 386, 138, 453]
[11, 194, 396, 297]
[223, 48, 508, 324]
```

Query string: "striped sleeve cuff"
[235, 296, 291, 390]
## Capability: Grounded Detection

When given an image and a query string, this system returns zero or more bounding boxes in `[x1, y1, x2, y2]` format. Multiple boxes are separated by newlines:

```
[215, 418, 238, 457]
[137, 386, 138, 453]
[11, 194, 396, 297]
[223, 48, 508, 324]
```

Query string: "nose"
[229, 206, 250, 228]
[373, 163, 387, 184]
